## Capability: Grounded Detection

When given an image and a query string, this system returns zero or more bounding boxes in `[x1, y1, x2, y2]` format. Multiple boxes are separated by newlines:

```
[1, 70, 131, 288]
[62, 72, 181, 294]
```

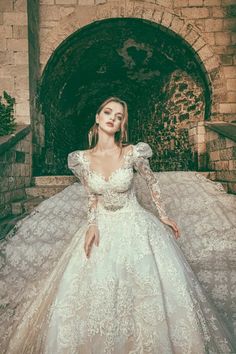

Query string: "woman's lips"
[106, 122, 114, 127]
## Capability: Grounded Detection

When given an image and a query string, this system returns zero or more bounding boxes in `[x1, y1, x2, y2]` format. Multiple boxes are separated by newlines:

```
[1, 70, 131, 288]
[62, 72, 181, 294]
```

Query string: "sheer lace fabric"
[0, 142, 235, 353]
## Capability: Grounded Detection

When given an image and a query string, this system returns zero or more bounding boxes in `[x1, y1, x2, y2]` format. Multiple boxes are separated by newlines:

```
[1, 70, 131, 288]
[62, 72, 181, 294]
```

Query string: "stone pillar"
[189, 121, 207, 170]
[0, 0, 30, 124]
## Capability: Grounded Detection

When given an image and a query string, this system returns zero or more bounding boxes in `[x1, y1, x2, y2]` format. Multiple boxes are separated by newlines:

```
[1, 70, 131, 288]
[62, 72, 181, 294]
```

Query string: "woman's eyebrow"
[105, 107, 124, 115]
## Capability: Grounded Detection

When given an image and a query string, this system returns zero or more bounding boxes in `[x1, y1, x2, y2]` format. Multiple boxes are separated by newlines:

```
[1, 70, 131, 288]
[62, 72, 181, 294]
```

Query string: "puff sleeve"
[68, 151, 97, 227]
[133, 142, 169, 222]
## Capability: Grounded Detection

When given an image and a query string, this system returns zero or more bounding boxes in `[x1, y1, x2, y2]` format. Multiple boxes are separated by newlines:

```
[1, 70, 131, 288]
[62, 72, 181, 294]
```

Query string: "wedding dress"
[1, 142, 236, 354]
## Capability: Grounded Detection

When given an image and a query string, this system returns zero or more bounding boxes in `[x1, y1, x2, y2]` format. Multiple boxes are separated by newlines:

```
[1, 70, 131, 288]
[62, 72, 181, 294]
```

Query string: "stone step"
[0, 212, 28, 240]
[33, 175, 76, 186]
[23, 196, 45, 213]
[11, 196, 45, 216]
[25, 185, 67, 198]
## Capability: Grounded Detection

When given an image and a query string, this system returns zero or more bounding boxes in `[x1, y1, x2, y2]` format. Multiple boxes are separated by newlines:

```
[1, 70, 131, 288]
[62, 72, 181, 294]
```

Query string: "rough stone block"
[226, 79, 236, 91]
[14, 0, 27, 12]
[7, 38, 28, 51]
[40, 5, 61, 21]
[0, 25, 12, 38]
[192, 37, 205, 51]
[204, 56, 220, 71]
[215, 160, 229, 170]
[14, 51, 28, 64]
[161, 12, 172, 28]
[152, 9, 163, 23]
[78, 0, 94, 4]
[170, 16, 185, 34]
[173, 0, 188, 6]
[0, 38, 7, 50]
[229, 160, 236, 170]
[210, 150, 220, 160]
[156, 0, 172, 7]
[223, 19, 236, 31]
[3, 12, 27, 25]
[198, 45, 213, 61]
[59, 6, 75, 18]
[8, 64, 28, 78]
[204, 32, 215, 45]
[0, 51, 14, 65]
[13, 25, 28, 39]
[15, 102, 30, 116]
[227, 92, 236, 102]
[185, 29, 199, 45]
[181, 7, 209, 18]
[142, 5, 155, 21]
[56, 0, 76, 3]
[188, 0, 203, 5]
[215, 32, 231, 46]
[212, 7, 224, 18]
[25, 165, 31, 177]
[14, 76, 29, 90]
[222, 0, 236, 4]
[40, 0, 54, 4]
[226, 139, 236, 149]
[219, 147, 234, 160]
[95, 0, 106, 4]
[204, 0, 221, 5]
[219, 103, 236, 113]
[0, 77, 14, 92]
[204, 19, 223, 32]
[221, 54, 233, 65]
[0, 0, 13, 11]
[223, 66, 236, 78]
[231, 33, 236, 45]
[197, 135, 205, 144]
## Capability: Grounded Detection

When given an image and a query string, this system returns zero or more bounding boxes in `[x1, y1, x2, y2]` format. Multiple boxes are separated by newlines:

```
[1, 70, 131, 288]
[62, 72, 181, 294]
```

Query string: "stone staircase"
[0, 175, 77, 240]
[0, 172, 227, 241]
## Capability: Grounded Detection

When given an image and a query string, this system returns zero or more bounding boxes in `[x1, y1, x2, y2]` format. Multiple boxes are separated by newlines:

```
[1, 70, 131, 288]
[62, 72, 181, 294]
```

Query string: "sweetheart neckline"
[81, 147, 134, 183]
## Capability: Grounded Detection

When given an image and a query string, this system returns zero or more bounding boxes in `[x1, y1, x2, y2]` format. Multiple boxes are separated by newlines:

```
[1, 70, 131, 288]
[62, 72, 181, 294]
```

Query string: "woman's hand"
[160, 217, 180, 239]
[84, 224, 99, 258]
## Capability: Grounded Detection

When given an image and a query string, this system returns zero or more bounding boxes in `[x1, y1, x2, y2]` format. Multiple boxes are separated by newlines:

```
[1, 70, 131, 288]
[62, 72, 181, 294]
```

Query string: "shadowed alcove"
[37, 17, 212, 176]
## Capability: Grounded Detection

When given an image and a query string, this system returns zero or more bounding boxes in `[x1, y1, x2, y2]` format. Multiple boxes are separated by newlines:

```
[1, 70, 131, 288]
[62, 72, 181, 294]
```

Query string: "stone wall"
[39, 0, 236, 122]
[0, 126, 32, 219]
[206, 127, 236, 193]
[0, 0, 30, 124]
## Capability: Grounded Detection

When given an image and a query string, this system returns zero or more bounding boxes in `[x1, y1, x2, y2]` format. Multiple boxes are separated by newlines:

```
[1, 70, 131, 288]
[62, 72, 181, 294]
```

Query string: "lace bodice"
[68, 142, 169, 226]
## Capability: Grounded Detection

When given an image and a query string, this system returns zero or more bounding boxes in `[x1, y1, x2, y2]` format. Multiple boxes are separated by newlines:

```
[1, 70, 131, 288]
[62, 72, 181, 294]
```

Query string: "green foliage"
[0, 91, 16, 137]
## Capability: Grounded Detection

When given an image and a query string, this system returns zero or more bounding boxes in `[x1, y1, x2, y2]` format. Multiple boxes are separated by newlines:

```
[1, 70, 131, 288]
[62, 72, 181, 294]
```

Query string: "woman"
[1, 96, 236, 353]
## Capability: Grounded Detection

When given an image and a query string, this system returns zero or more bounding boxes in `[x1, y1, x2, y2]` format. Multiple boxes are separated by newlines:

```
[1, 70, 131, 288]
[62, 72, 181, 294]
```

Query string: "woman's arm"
[68, 151, 98, 228]
[133, 155, 169, 222]
[133, 144, 180, 239]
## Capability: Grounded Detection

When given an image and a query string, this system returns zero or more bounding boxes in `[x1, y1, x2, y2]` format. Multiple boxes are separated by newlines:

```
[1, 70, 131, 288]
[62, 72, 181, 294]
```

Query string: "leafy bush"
[0, 91, 16, 136]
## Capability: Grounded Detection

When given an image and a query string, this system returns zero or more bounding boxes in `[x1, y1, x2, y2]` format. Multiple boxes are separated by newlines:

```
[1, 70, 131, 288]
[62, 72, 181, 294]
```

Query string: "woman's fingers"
[171, 222, 180, 239]
[94, 230, 100, 246]
[84, 233, 95, 258]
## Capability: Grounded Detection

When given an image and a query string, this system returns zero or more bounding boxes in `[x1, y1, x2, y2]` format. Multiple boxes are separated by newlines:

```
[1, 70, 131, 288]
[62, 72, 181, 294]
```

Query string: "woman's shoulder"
[67, 149, 84, 168]
[131, 141, 153, 158]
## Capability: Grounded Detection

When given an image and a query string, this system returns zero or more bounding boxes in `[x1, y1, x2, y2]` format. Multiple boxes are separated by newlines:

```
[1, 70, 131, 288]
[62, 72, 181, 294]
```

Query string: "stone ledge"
[205, 121, 236, 142]
[0, 124, 31, 155]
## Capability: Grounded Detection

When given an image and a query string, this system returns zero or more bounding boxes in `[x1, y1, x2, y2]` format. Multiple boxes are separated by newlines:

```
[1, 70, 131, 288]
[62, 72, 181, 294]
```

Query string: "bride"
[1, 96, 236, 353]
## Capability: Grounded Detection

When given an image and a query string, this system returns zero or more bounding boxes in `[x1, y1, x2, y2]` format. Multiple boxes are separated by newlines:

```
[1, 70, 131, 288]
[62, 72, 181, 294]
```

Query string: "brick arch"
[40, 1, 225, 117]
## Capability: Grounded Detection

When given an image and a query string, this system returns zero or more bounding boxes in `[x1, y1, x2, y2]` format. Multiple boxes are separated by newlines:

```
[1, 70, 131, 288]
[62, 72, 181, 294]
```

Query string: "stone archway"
[34, 2, 225, 176]
[39, 1, 225, 111]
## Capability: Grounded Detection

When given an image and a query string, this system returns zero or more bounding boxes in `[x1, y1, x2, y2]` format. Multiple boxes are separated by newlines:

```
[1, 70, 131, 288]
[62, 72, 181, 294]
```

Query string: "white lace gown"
[2, 142, 236, 354]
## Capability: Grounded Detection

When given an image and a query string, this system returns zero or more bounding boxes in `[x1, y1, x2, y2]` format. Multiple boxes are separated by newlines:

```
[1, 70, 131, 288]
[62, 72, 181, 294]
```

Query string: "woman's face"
[96, 101, 124, 136]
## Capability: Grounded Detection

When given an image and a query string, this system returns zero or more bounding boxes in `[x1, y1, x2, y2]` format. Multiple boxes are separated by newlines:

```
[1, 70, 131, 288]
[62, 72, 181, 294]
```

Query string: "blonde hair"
[88, 96, 129, 149]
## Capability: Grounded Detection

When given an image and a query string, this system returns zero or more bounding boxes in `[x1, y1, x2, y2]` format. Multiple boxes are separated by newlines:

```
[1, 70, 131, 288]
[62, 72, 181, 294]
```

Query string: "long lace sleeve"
[68, 151, 97, 227]
[133, 142, 169, 222]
